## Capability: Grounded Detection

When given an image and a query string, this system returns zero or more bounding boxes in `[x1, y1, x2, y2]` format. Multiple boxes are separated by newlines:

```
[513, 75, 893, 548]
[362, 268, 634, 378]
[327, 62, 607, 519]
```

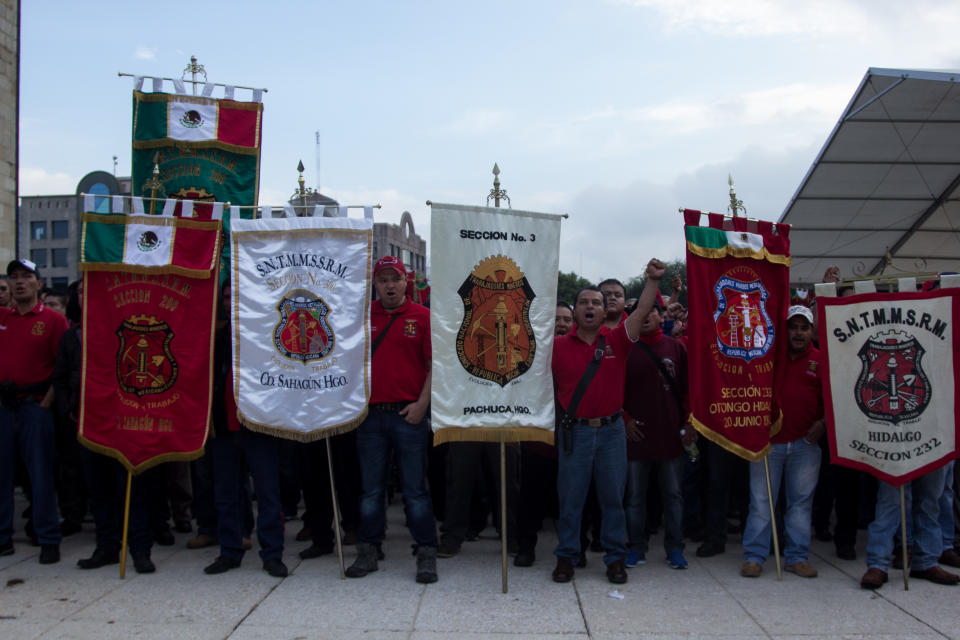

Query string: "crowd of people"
[1, 255, 958, 591]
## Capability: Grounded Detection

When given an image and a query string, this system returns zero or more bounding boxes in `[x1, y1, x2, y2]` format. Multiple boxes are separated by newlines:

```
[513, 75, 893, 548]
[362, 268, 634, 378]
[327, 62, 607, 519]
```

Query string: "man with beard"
[551, 259, 664, 584]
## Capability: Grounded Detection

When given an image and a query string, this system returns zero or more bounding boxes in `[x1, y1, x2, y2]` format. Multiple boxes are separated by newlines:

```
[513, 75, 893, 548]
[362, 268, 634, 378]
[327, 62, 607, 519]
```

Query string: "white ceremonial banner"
[817, 288, 960, 486]
[231, 215, 373, 440]
[430, 203, 562, 445]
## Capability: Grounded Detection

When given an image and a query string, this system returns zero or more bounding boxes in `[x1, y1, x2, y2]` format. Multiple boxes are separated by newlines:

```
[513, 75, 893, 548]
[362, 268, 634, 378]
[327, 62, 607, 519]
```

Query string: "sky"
[18, 0, 960, 282]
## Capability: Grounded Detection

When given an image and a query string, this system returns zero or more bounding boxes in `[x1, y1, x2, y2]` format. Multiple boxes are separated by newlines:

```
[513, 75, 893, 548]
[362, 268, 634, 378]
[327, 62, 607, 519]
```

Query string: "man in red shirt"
[0, 259, 69, 563]
[346, 256, 438, 584]
[551, 258, 664, 584]
[741, 305, 824, 579]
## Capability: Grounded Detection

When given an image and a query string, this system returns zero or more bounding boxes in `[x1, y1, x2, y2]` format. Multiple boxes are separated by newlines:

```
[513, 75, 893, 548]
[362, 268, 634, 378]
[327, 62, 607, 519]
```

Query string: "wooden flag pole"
[501, 435, 508, 594]
[763, 457, 782, 581]
[326, 437, 345, 579]
[119, 470, 133, 579]
[900, 485, 909, 590]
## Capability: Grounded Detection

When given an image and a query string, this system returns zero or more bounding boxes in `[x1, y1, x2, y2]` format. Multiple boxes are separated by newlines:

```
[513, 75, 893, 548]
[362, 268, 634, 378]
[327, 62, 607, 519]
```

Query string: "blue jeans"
[210, 429, 284, 562]
[625, 457, 684, 556]
[867, 465, 948, 572]
[940, 461, 955, 550]
[742, 439, 820, 566]
[0, 402, 61, 545]
[355, 409, 437, 548]
[555, 418, 627, 566]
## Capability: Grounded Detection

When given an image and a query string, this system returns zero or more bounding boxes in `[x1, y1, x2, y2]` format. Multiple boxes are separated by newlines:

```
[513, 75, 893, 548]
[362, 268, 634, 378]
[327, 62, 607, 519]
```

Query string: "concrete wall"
[0, 1, 18, 266]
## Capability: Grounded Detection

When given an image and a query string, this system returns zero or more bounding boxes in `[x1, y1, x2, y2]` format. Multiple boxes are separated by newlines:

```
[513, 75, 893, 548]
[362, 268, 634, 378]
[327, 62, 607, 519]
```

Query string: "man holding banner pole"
[551, 258, 664, 584]
[346, 256, 438, 584]
[741, 305, 823, 579]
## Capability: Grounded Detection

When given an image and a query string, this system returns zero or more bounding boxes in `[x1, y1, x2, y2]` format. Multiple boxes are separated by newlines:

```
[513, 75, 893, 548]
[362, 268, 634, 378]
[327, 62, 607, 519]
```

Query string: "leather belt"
[369, 402, 405, 413]
[574, 412, 621, 427]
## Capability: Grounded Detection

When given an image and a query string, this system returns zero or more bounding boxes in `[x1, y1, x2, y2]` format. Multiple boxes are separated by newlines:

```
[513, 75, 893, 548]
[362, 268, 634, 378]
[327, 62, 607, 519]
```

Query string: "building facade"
[373, 210, 426, 275]
[0, 0, 18, 267]
[17, 171, 129, 290]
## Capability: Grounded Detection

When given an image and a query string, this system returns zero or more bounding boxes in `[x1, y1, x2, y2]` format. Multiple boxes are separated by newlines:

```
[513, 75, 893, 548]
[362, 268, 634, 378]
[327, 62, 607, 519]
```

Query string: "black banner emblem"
[456, 255, 536, 387]
[116, 315, 177, 397]
[274, 289, 335, 363]
[855, 330, 931, 424]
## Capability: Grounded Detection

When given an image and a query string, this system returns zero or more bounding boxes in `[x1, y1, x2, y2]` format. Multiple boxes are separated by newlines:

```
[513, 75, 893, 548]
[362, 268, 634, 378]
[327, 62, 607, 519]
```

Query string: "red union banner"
[817, 288, 960, 486]
[683, 210, 791, 461]
[78, 205, 221, 472]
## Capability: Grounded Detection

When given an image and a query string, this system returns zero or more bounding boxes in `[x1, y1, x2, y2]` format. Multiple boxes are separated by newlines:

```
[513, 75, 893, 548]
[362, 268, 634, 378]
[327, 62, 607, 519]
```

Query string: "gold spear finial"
[487, 163, 510, 208]
[728, 174, 745, 218]
[290, 160, 316, 217]
[141, 152, 165, 215]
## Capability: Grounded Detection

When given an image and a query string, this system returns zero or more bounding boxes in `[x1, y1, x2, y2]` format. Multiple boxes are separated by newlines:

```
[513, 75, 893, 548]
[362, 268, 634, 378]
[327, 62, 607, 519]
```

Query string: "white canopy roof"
[780, 68, 960, 284]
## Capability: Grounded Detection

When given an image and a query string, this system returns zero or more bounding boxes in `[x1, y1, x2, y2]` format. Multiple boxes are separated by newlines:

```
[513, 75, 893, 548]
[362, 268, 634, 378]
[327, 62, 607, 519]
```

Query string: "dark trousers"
[701, 438, 748, 545]
[81, 447, 151, 556]
[210, 429, 284, 562]
[297, 432, 361, 547]
[516, 446, 557, 554]
[54, 417, 87, 527]
[191, 450, 218, 537]
[440, 442, 519, 548]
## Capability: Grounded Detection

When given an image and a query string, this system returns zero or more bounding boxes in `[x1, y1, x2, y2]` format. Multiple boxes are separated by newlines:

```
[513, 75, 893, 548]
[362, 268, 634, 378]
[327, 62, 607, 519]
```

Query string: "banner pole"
[763, 457, 782, 581]
[900, 485, 909, 591]
[325, 437, 345, 579]
[119, 470, 132, 579]
[501, 435, 508, 594]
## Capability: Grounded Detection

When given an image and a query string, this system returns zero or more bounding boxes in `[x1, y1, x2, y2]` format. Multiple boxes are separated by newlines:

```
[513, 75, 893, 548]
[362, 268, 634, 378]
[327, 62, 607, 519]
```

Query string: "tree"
[556, 271, 592, 306]
[623, 259, 687, 305]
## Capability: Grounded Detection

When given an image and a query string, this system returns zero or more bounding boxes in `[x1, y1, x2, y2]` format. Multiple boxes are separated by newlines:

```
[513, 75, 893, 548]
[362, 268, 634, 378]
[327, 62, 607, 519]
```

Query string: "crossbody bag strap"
[371, 312, 400, 355]
[634, 340, 684, 412]
[557, 335, 606, 454]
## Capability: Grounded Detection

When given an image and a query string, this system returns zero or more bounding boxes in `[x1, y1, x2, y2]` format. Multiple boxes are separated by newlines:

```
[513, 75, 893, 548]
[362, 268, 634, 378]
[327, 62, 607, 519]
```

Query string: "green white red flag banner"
[231, 214, 373, 441]
[429, 203, 562, 445]
[817, 286, 960, 486]
[683, 209, 791, 461]
[131, 90, 262, 206]
[78, 200, 221, 472]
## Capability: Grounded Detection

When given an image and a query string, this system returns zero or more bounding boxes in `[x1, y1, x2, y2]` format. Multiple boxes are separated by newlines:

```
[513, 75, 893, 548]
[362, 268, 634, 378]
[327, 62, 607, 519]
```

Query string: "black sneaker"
[436, 543, 460, 558]
[133, 554, 156, 574]
[77, 548, 119, 569]
[299, 543, 334, 559]
[263, 558, 288, 578]
[39, 544, 60, 565]
[204, 556, 241, 575]
[0, 539, 13, 556]
[695, 541, 726, 558]
[513, 551, 535, 567]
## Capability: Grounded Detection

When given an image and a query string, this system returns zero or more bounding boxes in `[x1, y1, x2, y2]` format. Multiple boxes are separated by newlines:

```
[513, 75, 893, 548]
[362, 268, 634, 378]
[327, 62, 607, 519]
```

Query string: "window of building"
[30, 249, 47, 267]
[402, 249, 413, 270]
[31, 221, 46, 240]
[89, 182, 111, 213]
[51, 277, 68, 290]
[52, 248, 68, 268]
[52, 220, 69, 239]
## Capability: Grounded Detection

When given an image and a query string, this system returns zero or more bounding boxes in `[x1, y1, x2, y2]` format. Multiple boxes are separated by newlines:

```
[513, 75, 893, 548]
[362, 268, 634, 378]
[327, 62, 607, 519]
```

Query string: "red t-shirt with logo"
[370, 298, 431, 404]
[773, 344, 824, 443]
[552, 323, 634, 419]
[0, 302, 69, 387]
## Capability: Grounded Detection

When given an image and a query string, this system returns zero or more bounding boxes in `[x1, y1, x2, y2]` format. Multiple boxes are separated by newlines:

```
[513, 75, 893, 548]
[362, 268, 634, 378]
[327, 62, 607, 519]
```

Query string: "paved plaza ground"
[1, 489, 958, 640]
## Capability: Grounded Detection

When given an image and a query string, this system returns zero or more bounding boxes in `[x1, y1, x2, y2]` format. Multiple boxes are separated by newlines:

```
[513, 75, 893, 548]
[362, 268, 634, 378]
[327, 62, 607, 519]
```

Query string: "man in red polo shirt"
[346, 255, 438, 584]
[741, 305, 824, 579]
[551, 258, 664, 584]
[0, 259, 69, 563]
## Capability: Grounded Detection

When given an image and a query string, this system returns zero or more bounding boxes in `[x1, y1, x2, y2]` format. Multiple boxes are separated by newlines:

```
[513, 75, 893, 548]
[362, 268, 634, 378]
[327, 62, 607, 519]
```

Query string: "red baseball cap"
[374, 255, 406, 277]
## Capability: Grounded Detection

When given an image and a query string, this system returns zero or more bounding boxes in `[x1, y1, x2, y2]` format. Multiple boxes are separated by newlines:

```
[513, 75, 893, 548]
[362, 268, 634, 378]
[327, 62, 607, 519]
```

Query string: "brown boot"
[860, 567, 888, 590]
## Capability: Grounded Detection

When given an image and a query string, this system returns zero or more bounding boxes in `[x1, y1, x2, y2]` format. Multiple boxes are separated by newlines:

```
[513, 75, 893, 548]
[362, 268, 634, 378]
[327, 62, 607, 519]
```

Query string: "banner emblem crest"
[855, 330, 931, 424]
[456, 255, 536, 387]
[274, 289, 335, 363]
[712, 268, 774, 362]
[116, 315, 177, 396]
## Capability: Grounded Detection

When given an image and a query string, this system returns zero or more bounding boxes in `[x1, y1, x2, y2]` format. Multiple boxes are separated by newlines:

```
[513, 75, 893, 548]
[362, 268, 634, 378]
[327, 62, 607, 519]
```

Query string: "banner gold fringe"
[77, 433, 207, 474]
[78, 263, 215, 279]
[432, 426, 554, 446]
[236, 407, 368, 443]
[686, 241, 792, 266]
[132, 138, 261, 156]
[689, 411, 783, 462]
